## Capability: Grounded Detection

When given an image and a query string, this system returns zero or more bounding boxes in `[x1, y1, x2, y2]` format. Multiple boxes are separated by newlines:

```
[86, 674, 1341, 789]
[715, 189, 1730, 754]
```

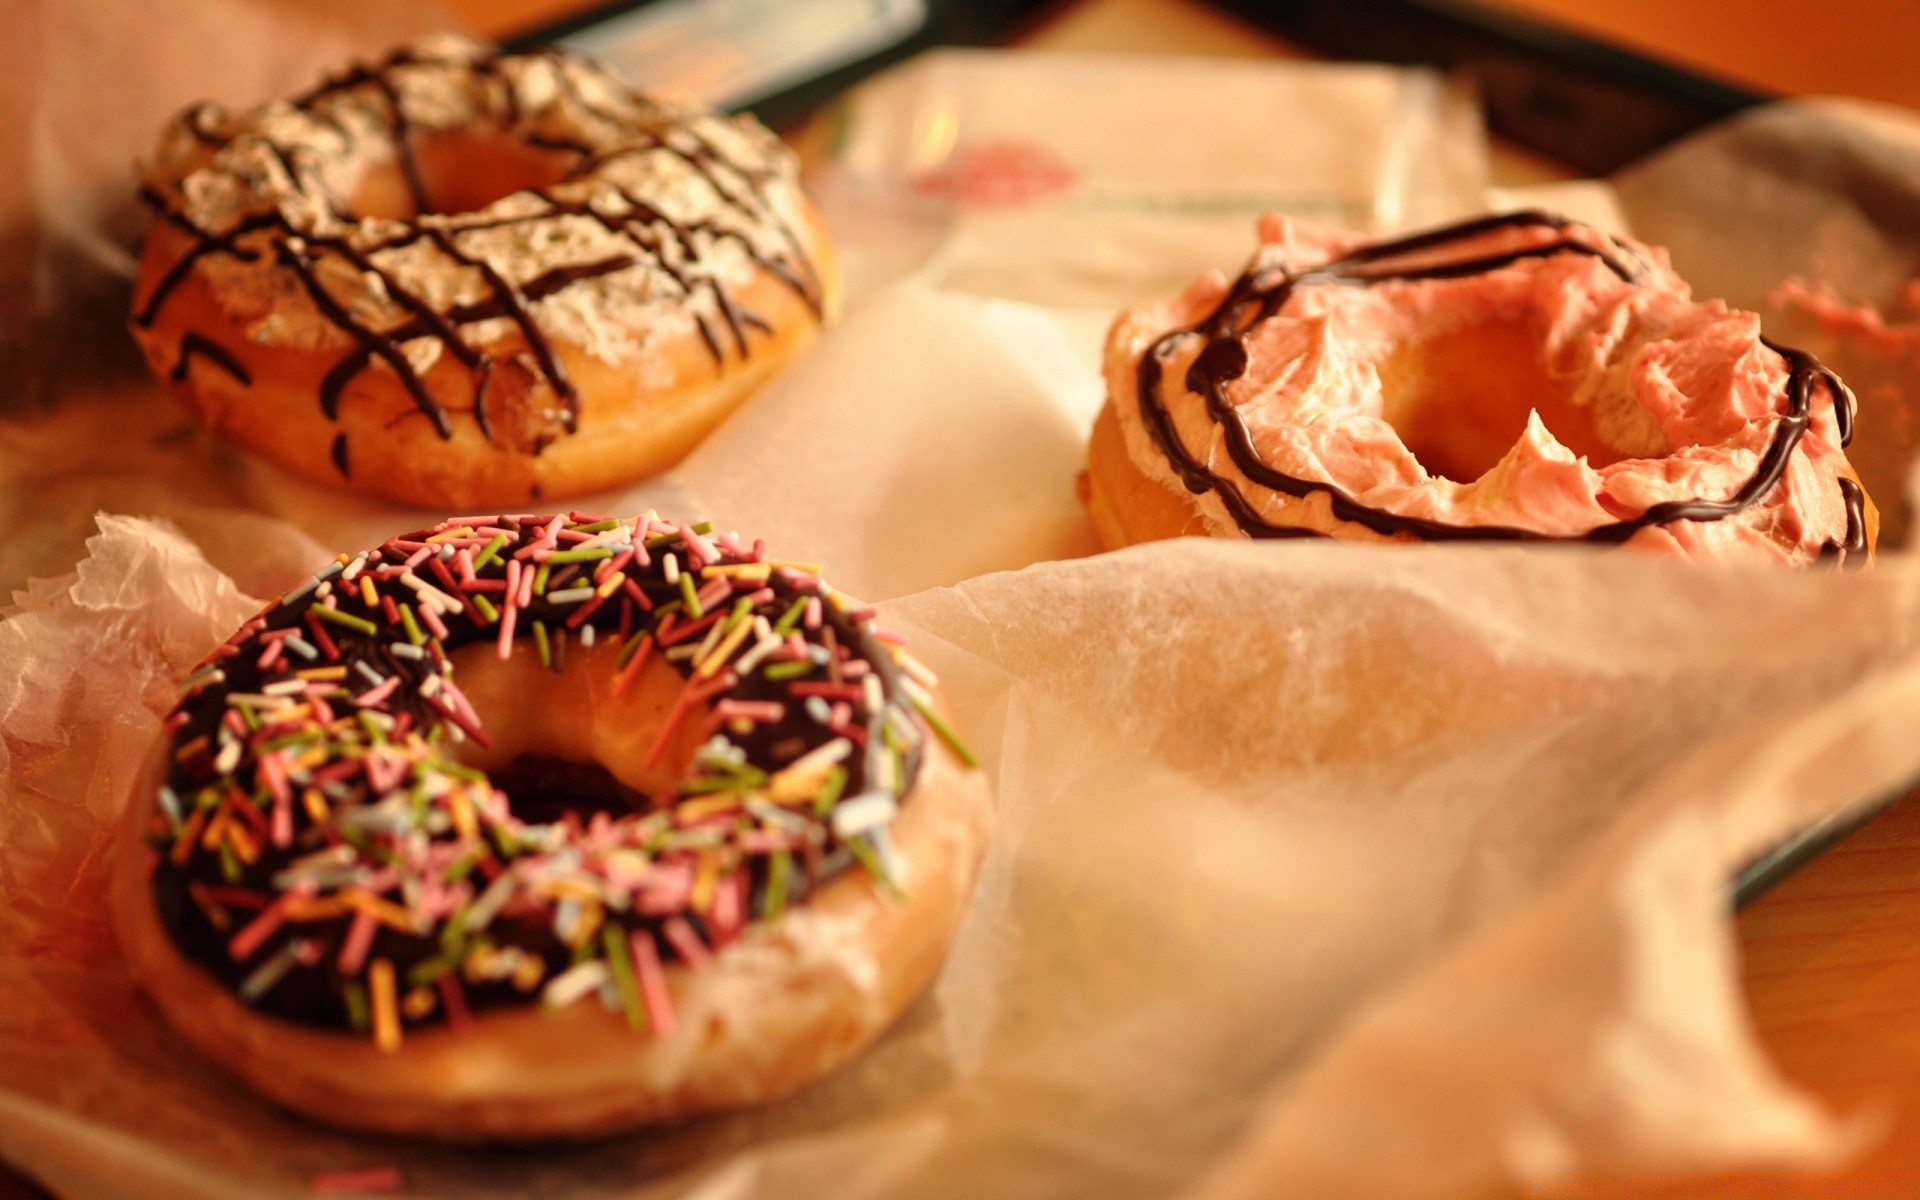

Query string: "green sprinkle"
[847, 836, 903, 899]
[343, 981, 370, 1033]
[764, 660, 813, 682]
[312, 606, 378, 636]
[652, 599, 684, 619]
[534, 621, 552, 669]
[614, 629, 650, 669]
[406, 953, 457, 988]
[444, 850, 483, 884]
[471, 594, 500, 624]
[723, 595, 754, 633]
[643, 532, 683, 550]
[570, 519, 621, 534]
[691, 520, 714, 535]
[545, 547, 615, 565]
[772, 596, 808, 636]
[532, 562, 552, 596]
[218, 841, 242, 883]
[678, 572, 702, 617]
[398, 603, 425, 646]
[912, 698, 979, 768]
[602, 926, 644, 1031]
[813, 765, 848, 817]
[764, 849, 792, 920]
[471, 533, 510, 573]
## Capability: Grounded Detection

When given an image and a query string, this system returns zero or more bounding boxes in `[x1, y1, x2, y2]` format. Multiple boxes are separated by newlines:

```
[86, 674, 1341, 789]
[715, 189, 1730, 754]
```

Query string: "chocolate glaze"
[153, 516, 927, 1033]
[134, 43, 824, 457]
[1135, 210, 1860, 552]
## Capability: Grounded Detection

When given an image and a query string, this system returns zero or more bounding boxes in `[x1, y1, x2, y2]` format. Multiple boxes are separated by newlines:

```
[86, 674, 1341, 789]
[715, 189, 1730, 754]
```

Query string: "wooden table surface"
[13, 2, 1915, 1196]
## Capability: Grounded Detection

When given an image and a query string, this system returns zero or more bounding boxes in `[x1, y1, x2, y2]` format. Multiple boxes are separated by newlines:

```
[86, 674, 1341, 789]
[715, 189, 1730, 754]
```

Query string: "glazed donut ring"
[1089, 210, 1875, 565]
[109, 513, 991, 1139]
[130, 36, 837, 508]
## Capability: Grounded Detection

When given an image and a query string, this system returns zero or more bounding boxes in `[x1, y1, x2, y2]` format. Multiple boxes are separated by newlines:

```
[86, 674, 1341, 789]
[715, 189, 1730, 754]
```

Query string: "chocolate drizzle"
[134, 41, 824, 454]
[170, 331, 251, 386]
[1135, 210, 1860, 551]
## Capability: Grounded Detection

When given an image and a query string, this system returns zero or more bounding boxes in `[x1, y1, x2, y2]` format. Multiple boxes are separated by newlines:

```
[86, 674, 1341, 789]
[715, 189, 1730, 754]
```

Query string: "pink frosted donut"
[1086, 211, 1874, 564]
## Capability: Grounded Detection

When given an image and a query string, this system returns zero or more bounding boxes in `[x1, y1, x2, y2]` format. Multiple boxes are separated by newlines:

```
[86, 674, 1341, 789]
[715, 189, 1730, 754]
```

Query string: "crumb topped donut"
[109, 513, 990, 1138]
[130, 36, 838, 507]
[1087, 211, 1874, 564]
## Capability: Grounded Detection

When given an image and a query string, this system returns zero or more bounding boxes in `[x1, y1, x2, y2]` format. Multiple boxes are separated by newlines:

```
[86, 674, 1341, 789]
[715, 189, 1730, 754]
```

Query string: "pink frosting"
[1116, 214, 1861, 563]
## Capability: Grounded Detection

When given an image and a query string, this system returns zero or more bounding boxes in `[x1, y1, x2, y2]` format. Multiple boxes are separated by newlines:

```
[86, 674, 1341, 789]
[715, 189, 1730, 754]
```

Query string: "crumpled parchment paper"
[8, 1, 1920, 1196]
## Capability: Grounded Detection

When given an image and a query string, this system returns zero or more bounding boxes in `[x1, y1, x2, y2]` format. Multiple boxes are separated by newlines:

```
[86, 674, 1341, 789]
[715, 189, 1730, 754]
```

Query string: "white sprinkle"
[213, 738, 243, 774]
[157, 786, 183, 824]
[805, 697, 832, 724]
[264, 679, 308, 695]
[315, 581, 332, 600]
[354, 661, 385, 686]
[900, 653, 939, 689]
[284, 634, 319, 661]
[862, 675, 884, 716]
[340, 555, 367, 583]
[545, 586, 595, 605]
[543, 961, 611, 1009]
[831, 791, 898, 840]
[439, 543, 458, 561]
[580, 624, 596, 647]
[389, 642, 426, 660]
[662, 554, 680, 585]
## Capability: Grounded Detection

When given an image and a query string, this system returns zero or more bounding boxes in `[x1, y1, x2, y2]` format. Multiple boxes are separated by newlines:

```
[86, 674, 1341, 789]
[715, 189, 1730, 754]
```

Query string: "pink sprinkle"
[563, 589, 611, 631]
[228, 890, 299, 961]
[631, 931, 676, 1036]
[874, 628, 910, 647]
[310, 1166, 404, 1195]
[713, 699, 784, 722]
[708, 871, 745, 947]
[271, 788, 293, 849]
[613, 634, 656, 697]
[593, 549, 634, 583]
[751, 538, 766, 560]
[354, 675, 401, 709]
[455, 547, 476, 583]
[403, 546, 432, 570]
[662, 916, 711, 969]
[621, 577, 654, 611]
[496, 602, 519, 660]
[694, 577, 732, 611]
[419, 603, 450, 641]
[337, 909, 378, 975]
[304, 613, 340, 660]
[517, 562, 537, 608]
[743, 587, 776, 606]
[255, 642, 286, 671]
[656, 611, 722, 647]
[555, 528, 593, 544]
[463, 578, 507, 593]
[715, 531, 747, 557]
[803, 597, 822, 630]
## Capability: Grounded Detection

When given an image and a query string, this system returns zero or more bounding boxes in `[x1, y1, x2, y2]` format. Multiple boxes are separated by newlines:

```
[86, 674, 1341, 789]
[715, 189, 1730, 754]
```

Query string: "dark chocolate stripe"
[1135, 210, 1857, 549]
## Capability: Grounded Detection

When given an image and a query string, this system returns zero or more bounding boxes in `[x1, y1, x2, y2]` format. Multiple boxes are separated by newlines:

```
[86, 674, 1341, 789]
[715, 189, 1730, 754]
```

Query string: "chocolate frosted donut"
[131, 36, 837, 507]
[1087, 211, 1874, 564]
[109, 514, 991, 1138]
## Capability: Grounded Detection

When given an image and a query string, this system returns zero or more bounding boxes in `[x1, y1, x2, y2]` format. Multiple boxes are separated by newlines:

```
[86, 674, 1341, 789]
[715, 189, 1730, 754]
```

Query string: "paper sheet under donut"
[13, 2, 1920, 1195]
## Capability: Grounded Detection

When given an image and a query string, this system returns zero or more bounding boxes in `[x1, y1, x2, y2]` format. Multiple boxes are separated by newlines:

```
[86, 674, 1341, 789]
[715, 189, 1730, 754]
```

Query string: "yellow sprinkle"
[296, 666, 349, 682]
[343, 889, 421, 933]
[512, 955, 544, 992]
[696, 617, 755, 678]
[369, 959, 401, 1052]
[199, 808, 230, 851]
[283, 895, 349, 922]
[676, 792, 744, 824]
[447, 785, 479, 841]
[768, 560, 825, 575]
[302, 787, 330, 823]
[689, 856, 719, 914]
[171, 807, 209, 865]
[534, 877, 603, 904]
[401, 986, 438, 1021]
[224, 821, 259, 865]
[700, 563, 772, 583]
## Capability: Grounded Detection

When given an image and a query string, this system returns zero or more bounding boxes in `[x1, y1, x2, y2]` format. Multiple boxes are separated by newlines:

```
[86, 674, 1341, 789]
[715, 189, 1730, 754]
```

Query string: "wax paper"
[8, 1, 1920, 1195]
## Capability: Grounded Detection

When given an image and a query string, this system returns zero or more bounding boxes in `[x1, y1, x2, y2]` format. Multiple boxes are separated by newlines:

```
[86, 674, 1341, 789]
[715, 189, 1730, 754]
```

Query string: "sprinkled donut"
[130, 36, 837, 507]
[108, 514, 991, 1138]
[1087, 210, 1875, 564]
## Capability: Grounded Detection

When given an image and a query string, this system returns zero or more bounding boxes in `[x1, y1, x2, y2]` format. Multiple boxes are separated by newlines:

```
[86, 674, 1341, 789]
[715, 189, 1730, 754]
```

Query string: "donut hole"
[1377, 319, 1633, 483]
[484, 755, 650, 825]
[348, 131, 576, 220]
[443, 640, 716, 818]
